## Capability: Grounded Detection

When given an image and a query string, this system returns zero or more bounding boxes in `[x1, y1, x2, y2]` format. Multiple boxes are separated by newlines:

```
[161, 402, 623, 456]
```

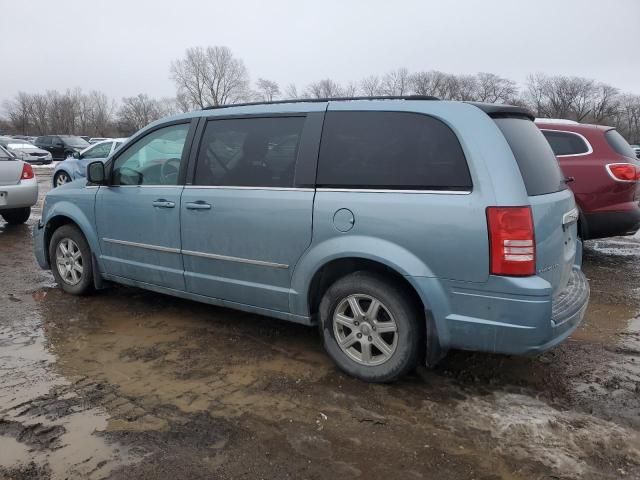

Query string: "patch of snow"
[456, 392, 640, 478]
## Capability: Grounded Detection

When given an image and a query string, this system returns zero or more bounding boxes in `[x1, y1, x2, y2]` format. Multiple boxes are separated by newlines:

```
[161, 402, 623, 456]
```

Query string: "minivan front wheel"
[49, 225, 93, 295]
[319, 271, 422, 382]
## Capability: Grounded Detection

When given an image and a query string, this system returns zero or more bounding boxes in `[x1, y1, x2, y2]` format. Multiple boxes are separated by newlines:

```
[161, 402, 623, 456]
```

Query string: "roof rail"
[534, 118, 579, 125]
[202, 95, 439, 110]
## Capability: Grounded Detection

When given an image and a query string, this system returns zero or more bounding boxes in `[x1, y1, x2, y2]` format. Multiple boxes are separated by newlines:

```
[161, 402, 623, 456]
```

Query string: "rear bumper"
[417, 267, 589, 356]
[583, 208, 640, 239]
[0, 178, 38, 210]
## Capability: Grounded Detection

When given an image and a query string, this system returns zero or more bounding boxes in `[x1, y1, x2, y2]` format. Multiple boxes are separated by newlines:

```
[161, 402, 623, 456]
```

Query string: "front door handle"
[152, 199, 175, 208]
[185, 201, 212, 210]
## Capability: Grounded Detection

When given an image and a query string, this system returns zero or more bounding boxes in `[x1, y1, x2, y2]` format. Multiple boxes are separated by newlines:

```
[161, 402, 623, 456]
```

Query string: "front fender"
[57, 159, 86, 179]
[44, 198, 102, 270]
[289, 235, 436, 316]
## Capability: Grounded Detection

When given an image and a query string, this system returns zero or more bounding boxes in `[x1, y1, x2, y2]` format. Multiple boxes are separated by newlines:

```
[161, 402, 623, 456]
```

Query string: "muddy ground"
[1, 168, 639, 479]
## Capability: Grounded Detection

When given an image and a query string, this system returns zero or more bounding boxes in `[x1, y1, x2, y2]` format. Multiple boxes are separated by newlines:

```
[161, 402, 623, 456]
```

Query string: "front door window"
[112, 124, 190, 185]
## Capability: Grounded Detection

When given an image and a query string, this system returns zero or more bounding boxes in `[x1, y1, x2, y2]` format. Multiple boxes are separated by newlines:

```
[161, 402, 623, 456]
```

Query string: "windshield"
[62, 136, 90, 147]
[7, 142, 34, 149]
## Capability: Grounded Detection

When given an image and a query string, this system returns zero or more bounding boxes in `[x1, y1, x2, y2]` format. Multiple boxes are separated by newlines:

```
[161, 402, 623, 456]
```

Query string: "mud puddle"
[1, 182, 640, 478]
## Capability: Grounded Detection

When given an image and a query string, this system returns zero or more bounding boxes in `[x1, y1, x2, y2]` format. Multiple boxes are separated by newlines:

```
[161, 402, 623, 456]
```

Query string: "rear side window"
[317, 111, 471, 190]
[195, 117, 304, 188]
[494, 117, 566, 196]
[541, 130, 590, 156]
[605, 130, 637, 159]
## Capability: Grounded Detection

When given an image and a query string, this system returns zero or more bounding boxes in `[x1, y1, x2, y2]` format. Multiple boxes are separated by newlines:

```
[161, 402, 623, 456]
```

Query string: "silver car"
[0, 145, 38, 224]
[0, 137, 53, 165]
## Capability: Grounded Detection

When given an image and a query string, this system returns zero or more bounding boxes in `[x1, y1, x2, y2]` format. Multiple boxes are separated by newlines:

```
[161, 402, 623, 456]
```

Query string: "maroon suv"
[536, 121, 640, 239]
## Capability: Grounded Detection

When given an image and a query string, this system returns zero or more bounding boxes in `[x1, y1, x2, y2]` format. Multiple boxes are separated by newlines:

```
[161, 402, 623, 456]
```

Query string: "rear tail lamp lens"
[487, 206, 536, 276]
[606, 163, 639, 182]
[21, 163, 34, 180]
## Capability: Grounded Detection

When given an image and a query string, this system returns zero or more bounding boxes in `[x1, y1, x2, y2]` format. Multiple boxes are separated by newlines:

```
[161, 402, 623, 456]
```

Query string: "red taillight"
[606, 163, 639, 182]
[487, 206, 535, 276]
[21, 163, 34, 180]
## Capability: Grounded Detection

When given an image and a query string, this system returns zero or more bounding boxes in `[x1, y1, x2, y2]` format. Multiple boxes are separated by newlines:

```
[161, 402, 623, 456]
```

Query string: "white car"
[0, 145, 38, 224]
[88, 137, 112, 144]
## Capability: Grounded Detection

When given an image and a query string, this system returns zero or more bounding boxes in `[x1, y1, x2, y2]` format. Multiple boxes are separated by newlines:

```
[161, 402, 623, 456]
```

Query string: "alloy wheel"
[333, 294, 398, 366]
[55, 238, 84, 285]
[55, 172, 70, 187]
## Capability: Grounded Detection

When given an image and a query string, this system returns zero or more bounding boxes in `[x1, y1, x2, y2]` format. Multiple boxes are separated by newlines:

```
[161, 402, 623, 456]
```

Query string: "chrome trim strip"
[102, 238, 289, 268]
[103, 237, 181, 254]
[316, 188, 471, 195]
[184, 185, 314, 192]
[182, 249, 289, 269]
[106, 185, 181, 188]
[539, 128, 594, 157]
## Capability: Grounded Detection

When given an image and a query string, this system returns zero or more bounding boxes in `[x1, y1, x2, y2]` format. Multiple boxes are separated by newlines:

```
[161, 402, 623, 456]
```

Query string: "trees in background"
[2, 89, 118, 136]
[2, 45, 640, 143]
[255, 78, 280, 102]
[117, 94, 164, 134]
[170, 46, 250, 109]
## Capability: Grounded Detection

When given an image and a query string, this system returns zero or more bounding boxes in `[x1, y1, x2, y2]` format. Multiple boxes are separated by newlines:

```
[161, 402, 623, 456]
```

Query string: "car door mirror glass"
[73, 151, 81, 159]
[87, 161, 106, 185]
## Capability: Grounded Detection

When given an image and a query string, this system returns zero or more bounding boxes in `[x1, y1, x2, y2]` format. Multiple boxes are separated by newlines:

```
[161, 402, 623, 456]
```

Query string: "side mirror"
[87, 161, 107, 185]
[72, 151, 80, 159]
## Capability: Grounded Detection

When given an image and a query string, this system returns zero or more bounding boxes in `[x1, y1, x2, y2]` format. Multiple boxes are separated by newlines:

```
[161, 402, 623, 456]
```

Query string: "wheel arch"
[44, 211, 105, 289]
[43, 207, 100, 267]
[306, 257, 427, 321]
[53, 168, 73, 186]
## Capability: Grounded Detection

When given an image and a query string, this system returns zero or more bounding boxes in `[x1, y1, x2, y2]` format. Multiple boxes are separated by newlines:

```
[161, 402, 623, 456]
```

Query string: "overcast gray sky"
[1, 0, 639, 104]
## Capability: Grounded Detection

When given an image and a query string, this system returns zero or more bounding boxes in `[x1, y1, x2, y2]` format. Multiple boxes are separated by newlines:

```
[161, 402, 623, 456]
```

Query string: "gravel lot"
[1, 167, 639, 479]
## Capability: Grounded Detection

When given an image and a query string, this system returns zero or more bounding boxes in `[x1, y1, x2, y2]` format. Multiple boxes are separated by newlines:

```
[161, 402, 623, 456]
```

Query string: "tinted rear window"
[494, 117, 566, 196]
[605, 130, 636, 159]
[541, 130, 590, 156]
[317, 111, 471, 190]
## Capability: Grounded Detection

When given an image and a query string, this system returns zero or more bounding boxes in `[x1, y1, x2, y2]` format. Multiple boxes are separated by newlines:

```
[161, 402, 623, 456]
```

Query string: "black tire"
[1, 207, 31, 225]
[49, 224, 94, 295]
[319, 271, 422, 382]
[54, 171, 71, 188]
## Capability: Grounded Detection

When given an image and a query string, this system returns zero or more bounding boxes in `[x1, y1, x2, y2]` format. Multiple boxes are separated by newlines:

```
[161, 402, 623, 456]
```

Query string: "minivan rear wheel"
[319, 271, 422, 382]
[49, 225, 94, 295]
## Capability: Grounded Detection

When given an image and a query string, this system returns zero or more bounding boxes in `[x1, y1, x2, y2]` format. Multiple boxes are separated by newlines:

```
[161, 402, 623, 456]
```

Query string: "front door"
[95, 121, 193, 290]
[180, 115, 317, 312]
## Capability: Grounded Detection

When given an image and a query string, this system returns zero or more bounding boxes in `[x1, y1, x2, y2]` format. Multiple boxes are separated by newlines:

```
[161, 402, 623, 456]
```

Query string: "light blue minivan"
[34, 97, 589, 382]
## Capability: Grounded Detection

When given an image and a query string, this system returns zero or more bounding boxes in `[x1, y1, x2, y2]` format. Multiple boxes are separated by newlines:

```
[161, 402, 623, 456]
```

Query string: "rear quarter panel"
[290, 101, 531, 316]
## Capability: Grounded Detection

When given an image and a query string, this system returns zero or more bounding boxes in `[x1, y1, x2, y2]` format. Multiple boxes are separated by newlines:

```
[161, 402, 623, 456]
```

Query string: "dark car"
[537, 120, 640, 239]
[33, 135, 90, 161]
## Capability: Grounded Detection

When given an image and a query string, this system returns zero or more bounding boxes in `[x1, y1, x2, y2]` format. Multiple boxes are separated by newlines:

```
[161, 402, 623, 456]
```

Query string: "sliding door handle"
[152, 199, 175, 208]
[185, 201, 212, 210]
